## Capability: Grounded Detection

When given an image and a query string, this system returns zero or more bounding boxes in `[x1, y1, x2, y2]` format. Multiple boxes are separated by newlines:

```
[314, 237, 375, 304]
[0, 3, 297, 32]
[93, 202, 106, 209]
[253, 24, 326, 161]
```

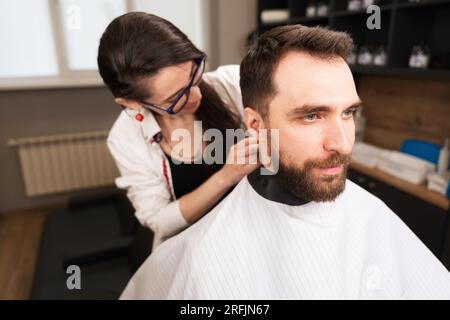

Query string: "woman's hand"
[180, 131, 260, 224]
[218, 133, 261, 187]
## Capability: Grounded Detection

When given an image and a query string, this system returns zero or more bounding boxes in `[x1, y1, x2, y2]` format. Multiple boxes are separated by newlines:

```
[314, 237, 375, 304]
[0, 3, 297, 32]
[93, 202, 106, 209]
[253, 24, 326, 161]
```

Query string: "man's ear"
[114, 97, 141, 111]
[244, 107, 265, 132]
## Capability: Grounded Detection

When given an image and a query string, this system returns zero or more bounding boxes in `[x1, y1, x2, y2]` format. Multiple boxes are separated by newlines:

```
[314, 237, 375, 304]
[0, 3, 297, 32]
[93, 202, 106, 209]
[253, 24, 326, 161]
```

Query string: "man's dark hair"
[240, 25, 354, 118]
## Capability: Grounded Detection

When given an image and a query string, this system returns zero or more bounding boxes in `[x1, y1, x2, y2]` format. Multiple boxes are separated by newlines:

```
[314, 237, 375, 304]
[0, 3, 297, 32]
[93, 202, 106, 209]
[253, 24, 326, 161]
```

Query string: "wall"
[209, 0, 257, 69]
[0, 87, 120, 213]
[358, 76, 450, 150]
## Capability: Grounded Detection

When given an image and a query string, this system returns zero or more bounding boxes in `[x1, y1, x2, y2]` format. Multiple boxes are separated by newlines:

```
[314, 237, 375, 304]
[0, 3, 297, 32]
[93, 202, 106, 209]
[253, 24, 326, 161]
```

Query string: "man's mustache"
[307, 153, 352, 169]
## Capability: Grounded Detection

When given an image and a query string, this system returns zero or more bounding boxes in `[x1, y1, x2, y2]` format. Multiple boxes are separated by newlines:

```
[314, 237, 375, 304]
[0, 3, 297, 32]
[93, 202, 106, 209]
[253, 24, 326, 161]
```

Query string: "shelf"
[257, 0, 450, 78]
[350, 161, 449, 211]
[290, 5, 394, 21]
[290, 16, 329, 24]
[332, 5, 393, 17]
[350, 65, 450, 79]
[258, 0, 288, 10]
[260, 20, 289, 28]
[396, 0, 450, 9]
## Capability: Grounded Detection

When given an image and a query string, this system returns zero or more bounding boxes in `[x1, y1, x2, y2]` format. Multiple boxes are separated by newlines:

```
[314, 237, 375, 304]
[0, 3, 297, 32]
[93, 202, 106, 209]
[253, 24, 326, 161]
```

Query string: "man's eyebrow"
[161, 62, 197, 103]
[344, 101, 363, 111]
[287, 100, 362, 117]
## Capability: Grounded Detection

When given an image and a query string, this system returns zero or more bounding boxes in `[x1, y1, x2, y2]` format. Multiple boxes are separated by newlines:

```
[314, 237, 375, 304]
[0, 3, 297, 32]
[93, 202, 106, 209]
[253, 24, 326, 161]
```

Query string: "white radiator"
[8, 131, 119, 197]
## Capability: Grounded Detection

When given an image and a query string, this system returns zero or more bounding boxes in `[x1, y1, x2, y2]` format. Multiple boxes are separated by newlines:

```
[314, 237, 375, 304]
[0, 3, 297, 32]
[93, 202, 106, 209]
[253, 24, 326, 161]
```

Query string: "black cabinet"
[348, 168, 450, 271]
[256, 0, 450, 80]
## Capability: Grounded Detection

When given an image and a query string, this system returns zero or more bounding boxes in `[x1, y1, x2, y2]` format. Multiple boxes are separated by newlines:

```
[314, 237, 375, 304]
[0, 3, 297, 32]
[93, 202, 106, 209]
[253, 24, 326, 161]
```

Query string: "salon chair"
[31, 187, 153, 300]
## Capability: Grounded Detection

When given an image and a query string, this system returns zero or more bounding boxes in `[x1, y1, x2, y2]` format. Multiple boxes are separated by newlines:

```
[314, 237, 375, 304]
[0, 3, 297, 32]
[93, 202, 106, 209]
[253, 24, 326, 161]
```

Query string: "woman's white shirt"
[106, 65, 243, 249]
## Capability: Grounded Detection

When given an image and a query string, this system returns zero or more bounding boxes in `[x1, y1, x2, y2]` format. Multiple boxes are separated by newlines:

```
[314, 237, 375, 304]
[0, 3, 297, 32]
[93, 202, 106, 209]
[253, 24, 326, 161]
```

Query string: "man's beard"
[277, 152, 351, 202]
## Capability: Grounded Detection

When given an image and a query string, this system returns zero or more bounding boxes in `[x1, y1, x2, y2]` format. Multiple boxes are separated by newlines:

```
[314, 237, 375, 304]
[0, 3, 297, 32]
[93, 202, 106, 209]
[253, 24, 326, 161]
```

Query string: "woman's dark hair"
[98, 12, 242, 133]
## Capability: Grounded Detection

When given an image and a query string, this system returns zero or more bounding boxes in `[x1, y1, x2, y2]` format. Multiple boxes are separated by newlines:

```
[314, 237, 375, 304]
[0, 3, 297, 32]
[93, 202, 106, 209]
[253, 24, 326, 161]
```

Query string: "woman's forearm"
[179, 169, 233, 224]
[178, 135, 260, 224]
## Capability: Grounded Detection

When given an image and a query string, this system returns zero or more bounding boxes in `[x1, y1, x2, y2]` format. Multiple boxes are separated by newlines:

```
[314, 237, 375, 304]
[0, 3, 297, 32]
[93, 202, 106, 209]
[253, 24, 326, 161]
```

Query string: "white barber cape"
[121, 177, 450, 299]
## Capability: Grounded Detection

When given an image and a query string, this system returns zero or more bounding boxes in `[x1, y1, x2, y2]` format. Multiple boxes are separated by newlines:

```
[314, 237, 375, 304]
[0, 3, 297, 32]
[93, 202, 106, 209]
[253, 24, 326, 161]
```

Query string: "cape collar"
[247, 168, 311, 206]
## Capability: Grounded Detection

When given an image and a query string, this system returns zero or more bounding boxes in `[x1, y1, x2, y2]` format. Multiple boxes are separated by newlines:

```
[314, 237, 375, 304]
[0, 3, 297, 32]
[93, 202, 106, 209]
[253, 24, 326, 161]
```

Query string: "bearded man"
[120, 25, 450, 300]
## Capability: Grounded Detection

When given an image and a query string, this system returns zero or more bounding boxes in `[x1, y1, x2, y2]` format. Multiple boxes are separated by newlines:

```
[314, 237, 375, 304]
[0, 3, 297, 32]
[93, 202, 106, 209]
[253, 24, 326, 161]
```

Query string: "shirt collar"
[140, 108, 164, 144]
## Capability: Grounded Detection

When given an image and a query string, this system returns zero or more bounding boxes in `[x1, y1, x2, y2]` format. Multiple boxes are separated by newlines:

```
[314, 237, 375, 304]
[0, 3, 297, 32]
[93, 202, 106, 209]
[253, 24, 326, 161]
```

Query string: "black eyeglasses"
[139, 56, 206, 115]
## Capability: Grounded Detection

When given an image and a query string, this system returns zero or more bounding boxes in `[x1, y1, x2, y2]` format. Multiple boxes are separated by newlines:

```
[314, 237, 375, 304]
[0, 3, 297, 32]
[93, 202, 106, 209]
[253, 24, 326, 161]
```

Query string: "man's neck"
[247, 168, 310, 206]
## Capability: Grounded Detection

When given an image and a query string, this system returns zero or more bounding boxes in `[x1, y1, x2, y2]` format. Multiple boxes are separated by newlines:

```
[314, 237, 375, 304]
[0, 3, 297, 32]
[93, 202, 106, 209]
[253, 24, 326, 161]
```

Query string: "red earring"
[135, 112, 144, 122]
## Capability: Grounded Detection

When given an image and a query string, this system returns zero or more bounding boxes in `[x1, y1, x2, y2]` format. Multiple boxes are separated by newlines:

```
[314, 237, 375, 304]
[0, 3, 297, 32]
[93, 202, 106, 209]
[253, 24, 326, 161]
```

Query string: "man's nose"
[323, 118, 353, 155]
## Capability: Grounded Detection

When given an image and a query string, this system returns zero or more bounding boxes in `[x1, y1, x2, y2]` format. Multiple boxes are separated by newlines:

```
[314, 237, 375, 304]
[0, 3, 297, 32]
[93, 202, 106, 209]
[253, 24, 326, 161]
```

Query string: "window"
[0, 0, 209, 90]
[58, 0, 127, 71]
[0, 0, 58, 78]
[131, 0, 208, 51]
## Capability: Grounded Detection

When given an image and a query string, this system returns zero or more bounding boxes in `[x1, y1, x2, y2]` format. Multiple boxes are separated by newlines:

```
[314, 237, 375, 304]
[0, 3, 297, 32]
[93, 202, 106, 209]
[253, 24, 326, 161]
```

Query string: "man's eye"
[343, 109, 357, 118]
[303, 113, 319, 121]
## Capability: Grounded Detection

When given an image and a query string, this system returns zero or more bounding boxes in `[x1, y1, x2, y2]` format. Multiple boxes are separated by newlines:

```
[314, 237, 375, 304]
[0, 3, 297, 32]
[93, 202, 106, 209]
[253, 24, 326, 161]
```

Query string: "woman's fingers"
[229, 142, 259, 164]
[245, 143, 259, 158]
[235, 136, 257, 151]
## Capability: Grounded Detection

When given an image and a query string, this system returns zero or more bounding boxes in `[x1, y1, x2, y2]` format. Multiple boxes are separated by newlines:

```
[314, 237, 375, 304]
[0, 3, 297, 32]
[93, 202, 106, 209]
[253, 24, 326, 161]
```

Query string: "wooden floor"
[0, 207, 52, 300]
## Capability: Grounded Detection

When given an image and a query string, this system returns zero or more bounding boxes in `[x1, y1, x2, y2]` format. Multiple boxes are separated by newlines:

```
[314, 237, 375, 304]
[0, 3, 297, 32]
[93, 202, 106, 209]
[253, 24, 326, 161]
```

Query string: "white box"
[377, 151, 436, 185]
[351, 142, 384, 168]
[260, 10, 289, 24]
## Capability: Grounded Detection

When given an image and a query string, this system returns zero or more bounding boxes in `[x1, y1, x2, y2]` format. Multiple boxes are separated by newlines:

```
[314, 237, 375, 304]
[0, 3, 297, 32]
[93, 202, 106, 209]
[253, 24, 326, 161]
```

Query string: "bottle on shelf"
[357, 45, 374, 65]
[348, 0, 363, 11]
[373, 45, 388, 66]
[409, 43, 431, 69]
[316, 1, 329, 16]
[306, 0, 316, 17]
[362, 0, 379, 8]
[348, 46, 358, 65]
[437, 138, 450, 176]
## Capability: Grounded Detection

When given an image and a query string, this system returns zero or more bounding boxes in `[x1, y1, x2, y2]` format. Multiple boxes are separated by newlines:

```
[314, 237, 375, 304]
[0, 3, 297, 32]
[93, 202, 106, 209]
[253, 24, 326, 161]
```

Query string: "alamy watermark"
[66, 4, 81, 30]
[66, 265, 81, 290]
[167, 121, 280, 175]
[366, 5, 381, 30]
